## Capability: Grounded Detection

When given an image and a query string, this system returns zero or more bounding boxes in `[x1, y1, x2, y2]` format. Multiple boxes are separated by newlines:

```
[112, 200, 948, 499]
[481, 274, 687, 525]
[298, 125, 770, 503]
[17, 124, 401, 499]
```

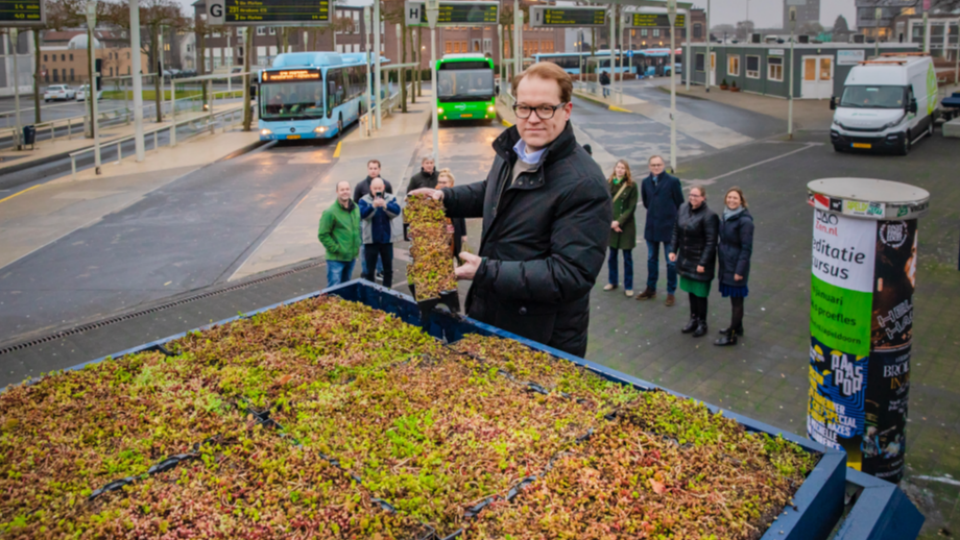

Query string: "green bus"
[436, 54, 496, 122]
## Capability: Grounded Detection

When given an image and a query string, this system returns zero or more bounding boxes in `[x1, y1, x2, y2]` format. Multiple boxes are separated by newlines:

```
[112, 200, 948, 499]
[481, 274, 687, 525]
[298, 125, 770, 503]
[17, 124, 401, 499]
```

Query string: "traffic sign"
[210, 0, 331, 26]
[529, 6, 606, 28]
[0, 0, 45, 27]
[405, 1, 497, 27]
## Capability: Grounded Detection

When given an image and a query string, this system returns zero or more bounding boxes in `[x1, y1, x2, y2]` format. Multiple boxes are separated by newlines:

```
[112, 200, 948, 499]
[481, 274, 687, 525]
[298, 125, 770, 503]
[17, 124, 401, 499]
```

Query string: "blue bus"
[258, 52, 370, 141]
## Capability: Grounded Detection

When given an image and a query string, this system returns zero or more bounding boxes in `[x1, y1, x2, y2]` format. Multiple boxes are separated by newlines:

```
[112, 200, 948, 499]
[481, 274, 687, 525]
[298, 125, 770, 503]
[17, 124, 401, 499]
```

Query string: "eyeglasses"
[649, 162, 665, 168]
[513, 103, 568, 120]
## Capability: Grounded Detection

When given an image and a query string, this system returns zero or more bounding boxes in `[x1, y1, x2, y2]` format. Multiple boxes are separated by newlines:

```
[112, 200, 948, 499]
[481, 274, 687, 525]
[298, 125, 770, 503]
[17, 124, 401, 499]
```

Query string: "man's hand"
[668, 253, 677, 262]
[456, 252, 482, 280]
[696, 265, 705, 274]
[408, 188, 444, 201]
[373, 197, 386, 208]
[611, 220, 622, 233]
[734, 273, 743, 281]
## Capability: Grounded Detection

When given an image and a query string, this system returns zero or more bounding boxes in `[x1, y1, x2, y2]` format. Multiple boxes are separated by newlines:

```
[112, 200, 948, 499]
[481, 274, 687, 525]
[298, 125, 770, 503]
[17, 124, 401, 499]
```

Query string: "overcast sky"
[179, 0, 859, 31]
[701, 0, 857, 30]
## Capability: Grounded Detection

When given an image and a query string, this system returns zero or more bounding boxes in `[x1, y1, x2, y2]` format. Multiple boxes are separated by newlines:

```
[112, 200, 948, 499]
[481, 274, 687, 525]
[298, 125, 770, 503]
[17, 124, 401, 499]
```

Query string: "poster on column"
[872, 220, 918, 350]
[862, 345, 910, 481]
[810, 209, 877, 356]
[807, 336, 868, 468]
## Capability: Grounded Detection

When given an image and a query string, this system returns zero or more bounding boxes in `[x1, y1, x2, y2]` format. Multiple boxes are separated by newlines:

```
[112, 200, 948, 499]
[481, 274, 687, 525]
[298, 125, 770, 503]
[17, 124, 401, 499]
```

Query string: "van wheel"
[897, 133, 911, 156]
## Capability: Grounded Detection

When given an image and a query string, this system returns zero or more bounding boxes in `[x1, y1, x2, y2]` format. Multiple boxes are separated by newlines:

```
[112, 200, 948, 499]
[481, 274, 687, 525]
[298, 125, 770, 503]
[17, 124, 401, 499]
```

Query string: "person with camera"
[358, 178, 401, 289]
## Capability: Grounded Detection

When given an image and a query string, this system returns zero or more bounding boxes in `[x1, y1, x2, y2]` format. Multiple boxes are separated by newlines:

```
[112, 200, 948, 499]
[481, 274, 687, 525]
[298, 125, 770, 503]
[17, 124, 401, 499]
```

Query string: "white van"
[830, 54, 939, 155]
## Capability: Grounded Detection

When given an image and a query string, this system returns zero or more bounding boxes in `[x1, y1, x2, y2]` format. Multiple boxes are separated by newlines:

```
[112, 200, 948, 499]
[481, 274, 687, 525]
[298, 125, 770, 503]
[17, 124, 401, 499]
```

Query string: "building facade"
[855, 0, 917, 42]
[891, 13, 959, 59]
[783, 0, 821, 30]
[1, 31, 34, 98]
[40, 34, 148, 85]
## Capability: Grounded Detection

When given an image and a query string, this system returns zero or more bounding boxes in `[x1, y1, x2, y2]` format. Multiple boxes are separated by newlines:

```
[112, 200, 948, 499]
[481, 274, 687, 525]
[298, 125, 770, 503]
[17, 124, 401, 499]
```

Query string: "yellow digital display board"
[419, 2, 497, 25]
[629, 13, 685, 28]
[0, 0, 44, 26]
[224, 0, 330, 24]
[531, 7, 606, 27]
[262, 69, 322, 82]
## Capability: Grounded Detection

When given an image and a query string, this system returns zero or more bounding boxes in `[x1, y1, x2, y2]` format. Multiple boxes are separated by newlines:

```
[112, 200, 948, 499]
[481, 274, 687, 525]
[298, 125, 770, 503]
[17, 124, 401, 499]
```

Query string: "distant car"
[44, 85, 76, 102]
[75, 85, 103, 101]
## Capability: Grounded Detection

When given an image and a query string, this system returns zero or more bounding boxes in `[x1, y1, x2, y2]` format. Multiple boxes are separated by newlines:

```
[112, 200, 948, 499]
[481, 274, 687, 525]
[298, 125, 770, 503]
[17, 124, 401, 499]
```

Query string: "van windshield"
[840, 85, 906, 109]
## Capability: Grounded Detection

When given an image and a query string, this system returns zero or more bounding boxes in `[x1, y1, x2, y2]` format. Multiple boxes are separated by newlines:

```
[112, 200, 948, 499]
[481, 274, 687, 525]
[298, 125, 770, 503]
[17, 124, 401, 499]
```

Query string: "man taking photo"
[410, 62, 612, 357]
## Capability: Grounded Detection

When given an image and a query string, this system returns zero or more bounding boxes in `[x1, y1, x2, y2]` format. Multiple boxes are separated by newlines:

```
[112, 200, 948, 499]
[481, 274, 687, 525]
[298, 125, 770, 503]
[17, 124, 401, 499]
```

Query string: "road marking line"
[501, 118, 513, 127]
[333, 141, 342, 158]
[609, 105, 631, 113]
[706, 143, 818, 182]
[0, 184, 41, 205]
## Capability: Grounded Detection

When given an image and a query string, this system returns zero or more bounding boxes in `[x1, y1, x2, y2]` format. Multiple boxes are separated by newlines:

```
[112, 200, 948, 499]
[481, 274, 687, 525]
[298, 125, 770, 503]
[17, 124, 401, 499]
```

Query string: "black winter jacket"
[670, 202, 720, 282]
[441, 122, 612, 357]
[640, 173, 684, 244]
[406, 169, 439, 195]
[353, 176, 394, 203]
[717, 209, 754, 287]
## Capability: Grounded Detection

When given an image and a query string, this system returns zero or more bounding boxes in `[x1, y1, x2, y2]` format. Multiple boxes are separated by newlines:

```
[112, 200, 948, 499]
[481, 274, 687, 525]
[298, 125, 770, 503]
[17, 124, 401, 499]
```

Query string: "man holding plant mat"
[409, 62, 612, 357]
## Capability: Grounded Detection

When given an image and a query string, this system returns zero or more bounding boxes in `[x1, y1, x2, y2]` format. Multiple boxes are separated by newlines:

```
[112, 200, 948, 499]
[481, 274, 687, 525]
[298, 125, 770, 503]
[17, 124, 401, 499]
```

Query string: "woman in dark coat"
[669, 186, 719, 338]
[715, 187, 754, 346]
[437, 169, 468, 261]
[603, 160, 639, 296]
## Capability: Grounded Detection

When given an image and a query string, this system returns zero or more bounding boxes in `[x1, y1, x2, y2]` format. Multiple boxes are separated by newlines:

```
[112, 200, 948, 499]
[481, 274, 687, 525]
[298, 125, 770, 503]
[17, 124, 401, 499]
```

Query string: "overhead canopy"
[602, 0, 695, 9]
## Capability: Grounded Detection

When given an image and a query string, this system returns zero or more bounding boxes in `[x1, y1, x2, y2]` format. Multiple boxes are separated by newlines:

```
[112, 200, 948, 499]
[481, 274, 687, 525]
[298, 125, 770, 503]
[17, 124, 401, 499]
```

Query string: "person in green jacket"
[604, 160, 639, 297]
[318, 181, 361, 287]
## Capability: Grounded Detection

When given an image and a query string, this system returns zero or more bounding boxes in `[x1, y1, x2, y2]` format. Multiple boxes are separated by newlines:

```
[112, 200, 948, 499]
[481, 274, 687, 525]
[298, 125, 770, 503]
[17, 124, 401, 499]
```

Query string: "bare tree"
[104, 0, 188, 123]
[734, 20, 754, 41]
[33, 0, 85, 123]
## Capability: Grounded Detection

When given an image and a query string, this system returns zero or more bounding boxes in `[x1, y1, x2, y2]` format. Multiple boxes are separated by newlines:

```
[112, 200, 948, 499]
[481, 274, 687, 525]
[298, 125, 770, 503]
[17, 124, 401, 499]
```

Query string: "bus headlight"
[314, 126, 327, 133]
[487, 105, 495, 113]
[260, 129, 272, 136]
[438, 107, 444, 114]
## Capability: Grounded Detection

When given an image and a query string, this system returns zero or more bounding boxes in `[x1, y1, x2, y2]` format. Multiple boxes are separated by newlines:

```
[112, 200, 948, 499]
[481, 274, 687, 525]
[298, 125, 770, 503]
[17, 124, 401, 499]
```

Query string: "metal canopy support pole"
[396, 23, 402, 102]
[923, 10, 930, 53]
[514, 0, 521, 75]
[87, 0, 102, 174]
[497, 23, 503, 92]
[684, 6, 690, 90]
[955, 17, 959, 84]
[170, 75, 176, 146]
[428, 0, 439, 165]
[609, 5, 615, 97]
[788, 7, 795, 140]
[11, 29, 21, 150]
[130, 0, 145, 161]
[374, 0, 382, 130]
[364, 7, 372, 136]
[668, 0, 677, 173]
[705, 0, 710, 92]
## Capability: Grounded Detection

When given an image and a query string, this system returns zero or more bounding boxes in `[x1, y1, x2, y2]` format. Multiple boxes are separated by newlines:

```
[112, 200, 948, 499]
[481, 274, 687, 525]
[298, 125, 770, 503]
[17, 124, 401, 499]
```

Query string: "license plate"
[287, 135, 301, 140]
[852, 142, 871, 149]
[460, 114, 473, 118]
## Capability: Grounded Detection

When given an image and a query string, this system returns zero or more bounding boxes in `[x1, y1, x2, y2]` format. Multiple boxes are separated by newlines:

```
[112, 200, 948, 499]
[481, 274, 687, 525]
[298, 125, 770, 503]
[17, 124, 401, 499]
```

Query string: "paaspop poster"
[807, 337, 868, 469]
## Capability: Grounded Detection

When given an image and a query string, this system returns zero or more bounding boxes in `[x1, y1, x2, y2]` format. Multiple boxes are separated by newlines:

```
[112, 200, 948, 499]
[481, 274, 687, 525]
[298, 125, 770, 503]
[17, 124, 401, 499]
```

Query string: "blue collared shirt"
[513, 139, 547, 165]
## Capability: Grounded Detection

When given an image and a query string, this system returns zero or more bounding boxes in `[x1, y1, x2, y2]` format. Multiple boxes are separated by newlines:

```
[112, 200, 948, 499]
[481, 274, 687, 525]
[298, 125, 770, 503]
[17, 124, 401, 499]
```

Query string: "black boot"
[718, 324, 744, 336]
[681, 318, 698, 333]
[693, 318, 708, 337]
[714, 329, 737, 346]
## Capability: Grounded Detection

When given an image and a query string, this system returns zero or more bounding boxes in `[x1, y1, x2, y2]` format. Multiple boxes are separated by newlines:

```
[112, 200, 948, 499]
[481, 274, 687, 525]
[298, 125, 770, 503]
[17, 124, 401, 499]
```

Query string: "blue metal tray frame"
[40, 279, 924, 540]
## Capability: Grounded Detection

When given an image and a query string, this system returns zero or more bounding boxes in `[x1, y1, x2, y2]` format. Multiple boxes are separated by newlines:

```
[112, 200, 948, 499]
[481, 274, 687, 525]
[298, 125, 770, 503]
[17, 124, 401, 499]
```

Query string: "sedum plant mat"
[404, 195, 458, 300]
[0, 296, 817, 539]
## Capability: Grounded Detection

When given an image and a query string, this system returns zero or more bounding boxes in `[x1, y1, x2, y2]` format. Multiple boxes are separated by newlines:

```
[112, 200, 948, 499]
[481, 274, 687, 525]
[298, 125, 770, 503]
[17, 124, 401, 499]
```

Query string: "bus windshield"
[437, 69, 494, 102]
[840, 85, 906, 109]
[260, 81, 326, 120]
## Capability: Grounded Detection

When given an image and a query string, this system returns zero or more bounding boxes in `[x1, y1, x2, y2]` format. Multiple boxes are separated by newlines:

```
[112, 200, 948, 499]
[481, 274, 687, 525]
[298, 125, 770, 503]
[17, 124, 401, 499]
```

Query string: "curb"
[573, 91, 634, 114]
[653, 85, 709, 101]
[0, 146, 86, 177]
[215, 138, 270, 162]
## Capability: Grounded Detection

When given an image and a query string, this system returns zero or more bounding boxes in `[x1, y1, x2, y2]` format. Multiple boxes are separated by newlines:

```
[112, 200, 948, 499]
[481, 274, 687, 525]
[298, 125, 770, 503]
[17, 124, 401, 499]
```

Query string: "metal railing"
[574, 80, 624, 105]
[68, 104, 248, 179]
[360, 81, 414, 139]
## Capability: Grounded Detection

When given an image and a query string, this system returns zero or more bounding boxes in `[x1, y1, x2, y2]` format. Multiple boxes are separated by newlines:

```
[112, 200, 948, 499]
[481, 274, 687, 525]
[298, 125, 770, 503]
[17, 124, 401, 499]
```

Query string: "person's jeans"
[362, 243, 393, 288]
[646, 240, 677, 294]
[608, 248, 634, 290]
[326, 259, 356, 288]
[360, 245, 384, 276]
[602, 86, 610, 98]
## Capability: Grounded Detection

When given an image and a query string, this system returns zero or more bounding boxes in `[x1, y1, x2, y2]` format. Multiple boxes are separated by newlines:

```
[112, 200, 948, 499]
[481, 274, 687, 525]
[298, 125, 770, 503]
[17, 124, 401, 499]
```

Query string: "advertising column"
[806, 178, 929, 484]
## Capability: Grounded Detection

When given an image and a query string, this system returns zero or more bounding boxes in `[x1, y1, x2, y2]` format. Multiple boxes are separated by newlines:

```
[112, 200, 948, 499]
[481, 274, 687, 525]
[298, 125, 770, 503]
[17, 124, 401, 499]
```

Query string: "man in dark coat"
[637, 155, 684, 306]
[409, 62, 612, 357]
[405, 156, 438, 195]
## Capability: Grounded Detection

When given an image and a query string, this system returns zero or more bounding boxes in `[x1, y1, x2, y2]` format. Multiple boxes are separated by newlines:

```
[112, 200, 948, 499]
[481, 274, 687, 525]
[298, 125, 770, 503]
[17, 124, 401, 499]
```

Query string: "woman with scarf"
[603, 160, 639, 297]
[714, 187, 754, 346]
[669, 186, 719, 337]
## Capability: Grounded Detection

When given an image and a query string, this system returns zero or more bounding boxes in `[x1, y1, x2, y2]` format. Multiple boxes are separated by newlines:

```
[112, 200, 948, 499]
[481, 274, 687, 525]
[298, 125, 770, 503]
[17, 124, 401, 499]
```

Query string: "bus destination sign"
[0, 0, 45, 26]
[262, 69, 322, 82]
[224, 0, 330, 25]
[529, 6, 606, 28]
[406, 1, 498, 26]
[628, 12, 685, 28]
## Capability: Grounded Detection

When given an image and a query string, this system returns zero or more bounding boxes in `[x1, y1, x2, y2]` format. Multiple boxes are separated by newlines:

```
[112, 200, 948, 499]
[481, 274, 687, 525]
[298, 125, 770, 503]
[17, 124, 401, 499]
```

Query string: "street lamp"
[86, 0, 102, 174]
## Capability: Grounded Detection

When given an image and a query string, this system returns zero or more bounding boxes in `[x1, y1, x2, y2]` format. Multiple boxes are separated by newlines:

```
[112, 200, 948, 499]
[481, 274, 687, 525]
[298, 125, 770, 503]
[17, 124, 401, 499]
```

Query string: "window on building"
[461, 41, 467, 52]
[695, 52, 705, 72]
[126, 51, 130, 59]
[746, 55, 760, 78]
[453, 41, 460, 53]
[641, 29, 648, 37]
[257, 27, 265, 36]
[127, 66, 131, 75]
[728, 54, 740, 76]
[61, 54, 66, 61]
[653, 29, 660, 37]
[269, 27, 276, 35]
[694, 24, 703, 39]
[43, 54, 47, 61]
[445, 41, 452, 54]
[70, 68, 75, 81]
[53, 70, 59, 82]
[109, 67, 114, 76]
[768, 56, 783, 81]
